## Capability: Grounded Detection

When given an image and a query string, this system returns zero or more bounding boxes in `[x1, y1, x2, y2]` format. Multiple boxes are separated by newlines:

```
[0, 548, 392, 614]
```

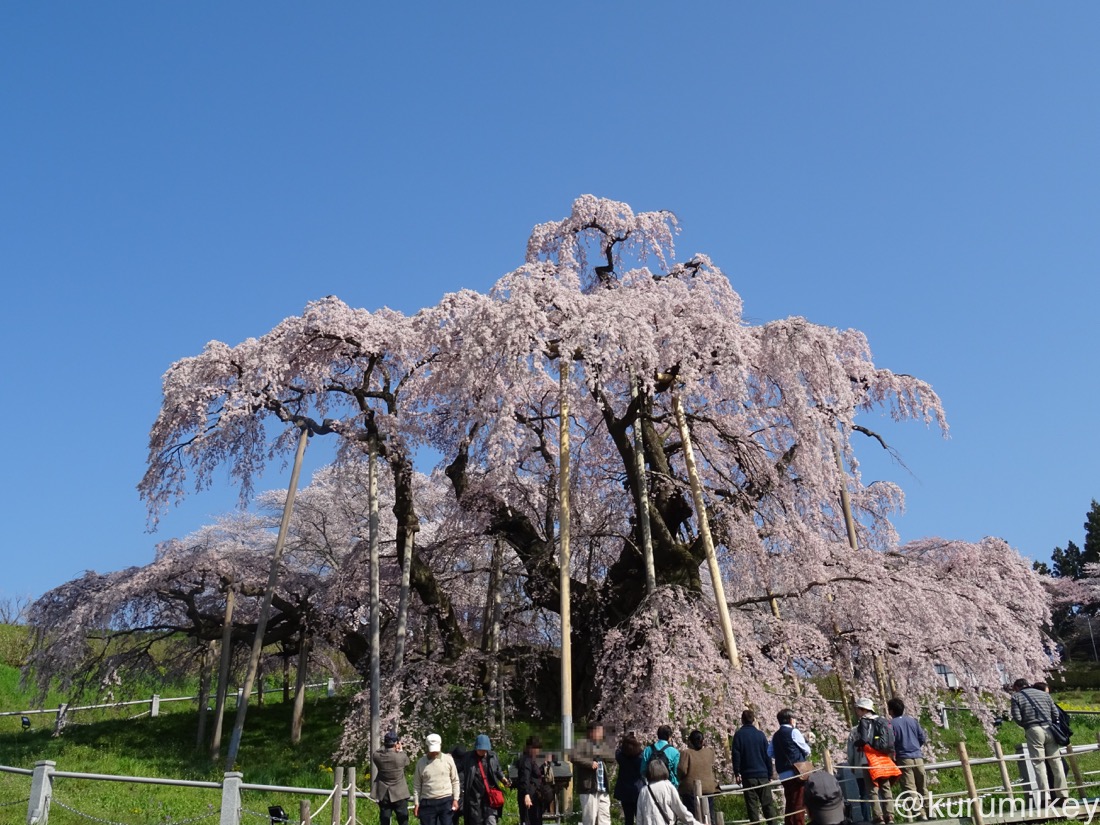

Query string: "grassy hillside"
[0, 690, 355, 823]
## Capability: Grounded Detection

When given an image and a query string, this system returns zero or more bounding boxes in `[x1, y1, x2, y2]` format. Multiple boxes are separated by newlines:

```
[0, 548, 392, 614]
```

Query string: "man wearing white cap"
[415, 733, 461, 825]
[848, 698, 898, 825]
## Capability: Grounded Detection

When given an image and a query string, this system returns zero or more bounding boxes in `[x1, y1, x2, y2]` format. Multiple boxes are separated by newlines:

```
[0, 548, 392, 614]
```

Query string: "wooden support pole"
[369, 442, 381, 759]
[672, 394, 740, 669]
[823, 749, 835, 775]
[992, 740, 1013, 794]
[694, 779, 705, 825]
[300, 799, 312, 825]
[332, 766, 344, 825]
[559, 361, 574, 813]
[347, 766, 357, 824]
[209, 584, 236, 759]
[957, 742, 984, 825]
[226, 426, 309, 770]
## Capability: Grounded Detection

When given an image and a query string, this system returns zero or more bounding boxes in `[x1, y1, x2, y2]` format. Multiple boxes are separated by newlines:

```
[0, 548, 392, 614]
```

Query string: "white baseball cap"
[426, 733, 442, 752]
[855, 697, 875, 712]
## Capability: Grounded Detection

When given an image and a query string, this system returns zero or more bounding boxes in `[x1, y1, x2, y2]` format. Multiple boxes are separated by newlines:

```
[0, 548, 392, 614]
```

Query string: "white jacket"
[637, 780, 701, 825]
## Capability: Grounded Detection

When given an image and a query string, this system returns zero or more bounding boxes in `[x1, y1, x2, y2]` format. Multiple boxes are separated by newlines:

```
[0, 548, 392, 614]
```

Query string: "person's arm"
[917, 721, 927, 747]
[666, 782, 700, 825]
[413, 760, 423, 812]
[449, 756, 462, 808]
[1010, 695, 1024, 725]
[677, 750, 690, 780]
[792, 728, 811, 759]
[730, 736, 742, 779]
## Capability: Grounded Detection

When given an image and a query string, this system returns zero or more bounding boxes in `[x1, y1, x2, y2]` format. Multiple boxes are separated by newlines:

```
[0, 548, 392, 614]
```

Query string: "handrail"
[0, 677, 364, 719]
[51, 770, 222, 789]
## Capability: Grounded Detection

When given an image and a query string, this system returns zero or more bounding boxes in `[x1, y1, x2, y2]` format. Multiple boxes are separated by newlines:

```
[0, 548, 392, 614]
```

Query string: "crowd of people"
[371, 682, 1070, 825]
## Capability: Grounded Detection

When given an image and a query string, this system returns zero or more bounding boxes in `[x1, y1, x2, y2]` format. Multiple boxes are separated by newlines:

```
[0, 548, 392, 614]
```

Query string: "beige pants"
[1025, 725, 1067, 800]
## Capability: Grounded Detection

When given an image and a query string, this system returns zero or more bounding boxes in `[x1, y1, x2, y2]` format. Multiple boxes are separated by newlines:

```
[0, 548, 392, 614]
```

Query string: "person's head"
[854, 697, 875, 717]
[777, 708, 795, 726]
[620, 731, 643, 758]
[741, 709, 756, 727]
[384, 731, 400, 749]
[656, 724, 673, 742]
[525, 735, 542, 756]
[1033, 681, 1049, 693]
[587, 720, 605, 741]
[1012, 678, 1031, 693]
[475, 733, 491, 755]
[426, 733, 442, 756]
[886, 698, 905, 719]
[688, 730, 704, 750]
[646, 756, 670, 783]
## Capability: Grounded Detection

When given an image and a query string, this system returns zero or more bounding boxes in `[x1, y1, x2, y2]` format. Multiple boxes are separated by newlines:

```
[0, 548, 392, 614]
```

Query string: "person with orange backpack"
[848, 698, 900, 825]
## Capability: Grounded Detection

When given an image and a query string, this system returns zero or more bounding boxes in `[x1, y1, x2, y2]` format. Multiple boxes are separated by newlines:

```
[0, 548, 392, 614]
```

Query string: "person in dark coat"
[373, 731, 412, 825]
[731, 710, 777, 825]
[461, 734, 509, 825]
[614, 731, 645, 825]
[450, 744, 468, 825]
[518, 736, 547, 825]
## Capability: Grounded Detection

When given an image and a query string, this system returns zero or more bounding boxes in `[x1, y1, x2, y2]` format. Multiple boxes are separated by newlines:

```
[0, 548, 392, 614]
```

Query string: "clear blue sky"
[2, 3, 1098, 602]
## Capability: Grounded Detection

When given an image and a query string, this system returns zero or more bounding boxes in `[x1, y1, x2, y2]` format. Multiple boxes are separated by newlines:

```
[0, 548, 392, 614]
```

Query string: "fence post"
[716, 813, 725, 825]
[958, 742, 984, 825]
[327, 678, 335, 698]
[1064, 741, 1084, 799]
[220, 771, 243, 825]
[332, 766, 343, 825]
[694, 779, 704, 825]
[348, 766, 357, 825]
[992, 741, 1013, 794]
[823, 749, 835, 775]
[26, 759, 55, 825]
[151, 695, 161, 718]
[300, 799, 311, 825]
[1017, 742, 1039, 810]
[937, 702, 948, 730]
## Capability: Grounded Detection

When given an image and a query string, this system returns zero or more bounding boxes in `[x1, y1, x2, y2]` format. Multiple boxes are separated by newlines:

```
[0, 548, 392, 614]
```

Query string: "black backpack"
[869, 716, 894, 757]
[650, 742, 672, 775]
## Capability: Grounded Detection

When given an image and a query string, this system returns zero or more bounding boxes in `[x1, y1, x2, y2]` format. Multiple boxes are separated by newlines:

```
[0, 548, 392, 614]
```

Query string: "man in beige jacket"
[414, 733, 461, 825]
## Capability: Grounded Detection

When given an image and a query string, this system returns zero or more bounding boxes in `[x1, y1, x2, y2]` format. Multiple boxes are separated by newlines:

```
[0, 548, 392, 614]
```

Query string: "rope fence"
[6, 733, 1100, 824]
[0, 676, 364, 732]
